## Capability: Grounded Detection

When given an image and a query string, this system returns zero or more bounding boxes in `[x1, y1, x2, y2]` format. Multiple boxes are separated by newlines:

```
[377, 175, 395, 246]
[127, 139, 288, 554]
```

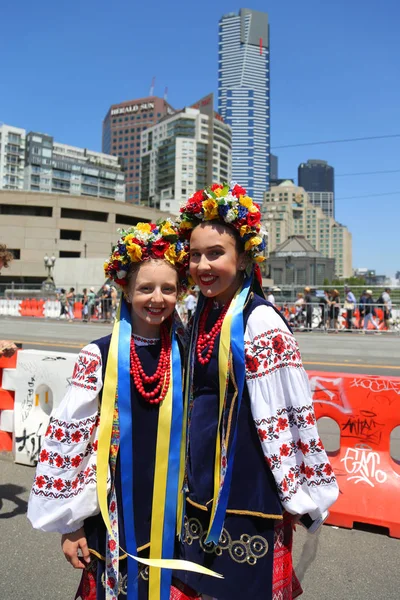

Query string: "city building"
[0, 189, 173, 285]
[102, 96, 175, 203]
[298, 159, 335, 217]
[262, 181, 352, 278]
[270, 154, 278, 181]
[267, 235, 335, 287]
[218, 9, 270, 204]
[24, 132, 125, 201]
[140, 94, 232, 214]
[0, 124, 26, 191]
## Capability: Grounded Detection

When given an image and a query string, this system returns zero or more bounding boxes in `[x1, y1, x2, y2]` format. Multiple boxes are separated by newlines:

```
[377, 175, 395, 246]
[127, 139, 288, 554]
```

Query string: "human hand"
[0, 341, 17, 358]
[61, 527, 91, 569]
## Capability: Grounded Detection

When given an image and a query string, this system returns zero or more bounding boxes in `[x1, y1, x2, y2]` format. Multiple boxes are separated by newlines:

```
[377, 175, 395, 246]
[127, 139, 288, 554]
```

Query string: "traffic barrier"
[0, 352, 18, 452]
[310, 370, 400, 538]
[2, 349, 76, 465]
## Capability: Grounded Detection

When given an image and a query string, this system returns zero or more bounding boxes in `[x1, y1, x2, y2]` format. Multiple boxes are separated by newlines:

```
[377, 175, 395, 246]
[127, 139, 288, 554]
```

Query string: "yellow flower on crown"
[240, 224, 253, 237]
[177, 249, 188, 264]
[160, 222, 177, 238]
[202, 198, 219, 220]
[244, 236, 263, 252]
[126, 242, 142, 262]
[179, 219, 194, 230]
[213, 187, 224, 198]
[135, 223, 152, 234]
[248, 203, 259, 214]
[164, 244, 178, 265]
[254, 254, 266, 263]
[104, 261, 109, 274]
[239, 195, 253, 209]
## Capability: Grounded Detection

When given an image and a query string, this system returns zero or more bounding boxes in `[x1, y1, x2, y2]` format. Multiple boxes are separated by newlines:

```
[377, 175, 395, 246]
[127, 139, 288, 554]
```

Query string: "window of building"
[59, 251, 81, 258]
[7, 248, 21, 259]
[60, 208, 108, 222]
[0, 204, 52, 217]
[116, 214, 150, 226]
[60, 229, 81, 241]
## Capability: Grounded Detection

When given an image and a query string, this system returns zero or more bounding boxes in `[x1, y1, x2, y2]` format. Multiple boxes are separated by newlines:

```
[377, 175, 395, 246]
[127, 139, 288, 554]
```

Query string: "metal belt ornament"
[177, 275, 251, 545]
[97, 297, 222, 600]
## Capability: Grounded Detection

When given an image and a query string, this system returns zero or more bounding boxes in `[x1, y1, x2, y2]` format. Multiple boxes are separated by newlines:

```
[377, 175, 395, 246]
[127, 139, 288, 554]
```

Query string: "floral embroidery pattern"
[245, 328, 302, 379]
[265, 438, 324, 471]
[71, 350, 101, 391]
[39, 440, 98, 470]
[274, 461, 336, 503]
[31, 464, 97, 498]
[254, 405, 316, 442]
[45, 414, 99, 445]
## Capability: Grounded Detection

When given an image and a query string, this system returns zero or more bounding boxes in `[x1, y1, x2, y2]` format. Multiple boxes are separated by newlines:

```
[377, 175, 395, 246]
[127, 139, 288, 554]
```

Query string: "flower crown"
[104, 220, 189, 287]
[177, 183, 266, 263]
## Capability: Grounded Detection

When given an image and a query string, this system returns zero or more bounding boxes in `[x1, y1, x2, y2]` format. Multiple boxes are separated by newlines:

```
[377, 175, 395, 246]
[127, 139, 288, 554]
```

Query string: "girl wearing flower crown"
[28, 221, 205, 600]
[174, 184, 339, 600]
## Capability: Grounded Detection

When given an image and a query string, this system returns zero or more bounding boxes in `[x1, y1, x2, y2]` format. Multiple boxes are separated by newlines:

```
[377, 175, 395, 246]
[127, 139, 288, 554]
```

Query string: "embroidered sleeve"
[245, 306, 339, 519]
[27, 343, 104, 534]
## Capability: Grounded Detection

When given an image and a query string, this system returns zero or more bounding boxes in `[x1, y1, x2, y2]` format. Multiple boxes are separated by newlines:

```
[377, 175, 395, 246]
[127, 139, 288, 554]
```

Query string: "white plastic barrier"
[0, 298, 21, 316]
[2, 349, 77, 466]
[44, 299, 61, 318]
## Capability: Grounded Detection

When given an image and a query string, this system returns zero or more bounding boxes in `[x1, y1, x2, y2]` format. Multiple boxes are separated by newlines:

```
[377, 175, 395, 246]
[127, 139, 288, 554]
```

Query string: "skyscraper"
[298, 159, 335, 218]
[218, 9, 270, 204]
[102, 96, 174, 203]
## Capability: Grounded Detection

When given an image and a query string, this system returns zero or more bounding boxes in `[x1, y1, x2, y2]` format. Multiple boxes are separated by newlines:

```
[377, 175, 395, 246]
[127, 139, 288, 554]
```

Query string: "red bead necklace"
[130, 324, 171, 404]
[196, 299, 231, 365]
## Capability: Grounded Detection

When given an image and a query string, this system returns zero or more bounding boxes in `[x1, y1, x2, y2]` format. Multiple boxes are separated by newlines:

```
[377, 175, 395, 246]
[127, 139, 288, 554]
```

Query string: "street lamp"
[42, 253, 56, 294]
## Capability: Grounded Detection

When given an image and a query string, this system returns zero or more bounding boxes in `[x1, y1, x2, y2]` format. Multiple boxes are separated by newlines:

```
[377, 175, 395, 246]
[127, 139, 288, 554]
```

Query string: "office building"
[0, 124, 26, 191]
[102, 96, 175, 203]
[298, 159, 335, 217]
[140, 94, 232, 214]
[24, 132, 125, 201]
[262, 181, 352, 278]
[218, 9, 270, 204]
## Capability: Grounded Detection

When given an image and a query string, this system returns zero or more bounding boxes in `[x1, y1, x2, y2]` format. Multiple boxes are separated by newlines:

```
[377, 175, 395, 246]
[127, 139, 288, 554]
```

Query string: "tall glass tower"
[218, 9, 270, 204]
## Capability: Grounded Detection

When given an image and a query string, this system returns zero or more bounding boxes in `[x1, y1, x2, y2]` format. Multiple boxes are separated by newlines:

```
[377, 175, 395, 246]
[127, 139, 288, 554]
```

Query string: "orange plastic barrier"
[310, 370, 400, 537]
[0, 351, 17, 452]
[74, 301, 83, 319]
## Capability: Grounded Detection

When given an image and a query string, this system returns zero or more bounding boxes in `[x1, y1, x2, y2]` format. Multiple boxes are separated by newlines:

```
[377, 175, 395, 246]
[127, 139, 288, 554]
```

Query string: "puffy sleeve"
[244, 306, 339, 519]
[27, 343, 103, 534]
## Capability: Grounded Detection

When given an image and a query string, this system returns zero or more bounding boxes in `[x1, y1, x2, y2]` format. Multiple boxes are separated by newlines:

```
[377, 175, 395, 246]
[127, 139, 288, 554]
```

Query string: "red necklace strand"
[130, 324, 171, 404]
[196, 299, 231, 365]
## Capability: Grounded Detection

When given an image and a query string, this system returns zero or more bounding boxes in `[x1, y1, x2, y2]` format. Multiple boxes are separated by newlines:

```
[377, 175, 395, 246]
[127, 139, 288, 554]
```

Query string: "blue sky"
[1, 1, 399, 275]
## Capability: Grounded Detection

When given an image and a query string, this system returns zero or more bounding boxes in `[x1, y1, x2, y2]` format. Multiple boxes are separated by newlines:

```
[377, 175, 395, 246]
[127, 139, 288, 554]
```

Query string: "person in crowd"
[87, 287, 96, 321]
[318, 290, 329, 329]
[82, 288, 89, 322]
[381, 288, 392, 330]
[57, 288, 68, 319]
[329, 289, 341, 331]
[344, 285, 356, 330]
[101, 284, 112, 322]
[66, 287, 76, 322]
[27, 221, 194, 599]
[266, 288, 275, 305]
[0, 244, 17, 357]
[293, 291, 305, 326]
[358, 290, 367, 329]
[362, 289, 379, 332]
[110, 285, 118, 321]
[304, 286, 313, 331]
[184, 289, 197, 321]
[175, 183, 339, 600]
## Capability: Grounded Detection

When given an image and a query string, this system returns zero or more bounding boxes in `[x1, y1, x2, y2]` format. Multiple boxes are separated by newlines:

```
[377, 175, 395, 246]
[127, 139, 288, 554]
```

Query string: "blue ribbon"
[160, 323, 183, 600]
[206, 274, 252, 544]
[118, 297, 138, 598]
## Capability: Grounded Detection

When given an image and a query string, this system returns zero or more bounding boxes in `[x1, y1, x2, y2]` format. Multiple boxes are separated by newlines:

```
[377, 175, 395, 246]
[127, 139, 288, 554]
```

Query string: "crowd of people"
[268, 285, 394, 332]
[57, 284, 119, 323]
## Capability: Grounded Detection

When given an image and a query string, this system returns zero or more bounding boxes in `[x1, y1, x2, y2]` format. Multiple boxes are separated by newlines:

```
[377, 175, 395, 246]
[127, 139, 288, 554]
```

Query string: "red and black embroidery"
[275, 461, 336, 503]
[31, 464, 97, 499]
[71, 350, 101, 391]
[39, 440, 98, 469]
[254, 405, 316, 442]
[265, 437, 325, 471]
[45, 413, 99, 445]
[245, 328, 303, 379]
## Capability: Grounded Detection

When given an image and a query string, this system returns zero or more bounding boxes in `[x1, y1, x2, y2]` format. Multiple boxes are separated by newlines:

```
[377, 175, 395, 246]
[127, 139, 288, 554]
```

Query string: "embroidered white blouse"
[244, 304, 339, 519]
[27, 336, 160, 535]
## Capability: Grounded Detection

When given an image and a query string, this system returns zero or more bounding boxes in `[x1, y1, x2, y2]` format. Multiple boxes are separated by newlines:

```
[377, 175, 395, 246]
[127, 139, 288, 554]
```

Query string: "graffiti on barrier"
[21, 376, 35, 422]
[15, 422, 44, 464]
[350, 377, 400, 396]
[341, 410, 385, 446]
[309, 376, 352, 414]
[341, 445, 387, 487]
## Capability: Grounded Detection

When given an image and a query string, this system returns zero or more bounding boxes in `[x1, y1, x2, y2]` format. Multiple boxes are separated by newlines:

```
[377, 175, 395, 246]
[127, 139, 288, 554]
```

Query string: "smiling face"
[127, 259, 178, 337]
[189, 222, 246, 305]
